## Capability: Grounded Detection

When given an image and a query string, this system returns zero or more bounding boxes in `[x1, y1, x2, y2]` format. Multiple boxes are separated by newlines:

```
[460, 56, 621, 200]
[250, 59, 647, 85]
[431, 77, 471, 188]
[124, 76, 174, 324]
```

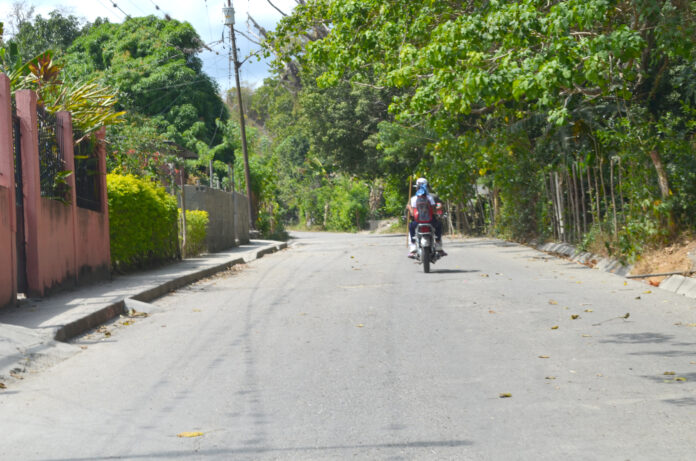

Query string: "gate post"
[15, 89, 42, 297]
[57, 111, 79, 284]
[0, 74, 17, 308]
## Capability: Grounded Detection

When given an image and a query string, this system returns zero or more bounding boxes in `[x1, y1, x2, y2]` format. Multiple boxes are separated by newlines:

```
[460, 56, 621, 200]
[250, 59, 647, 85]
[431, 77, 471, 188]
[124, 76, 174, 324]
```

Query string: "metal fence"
[37, 107, 66, 201]
[74, 130, 101, 211]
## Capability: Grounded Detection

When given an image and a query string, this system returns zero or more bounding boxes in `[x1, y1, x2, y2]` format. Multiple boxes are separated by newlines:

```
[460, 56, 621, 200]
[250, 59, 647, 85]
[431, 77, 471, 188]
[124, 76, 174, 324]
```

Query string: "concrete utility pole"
[224, 2, 255, 229]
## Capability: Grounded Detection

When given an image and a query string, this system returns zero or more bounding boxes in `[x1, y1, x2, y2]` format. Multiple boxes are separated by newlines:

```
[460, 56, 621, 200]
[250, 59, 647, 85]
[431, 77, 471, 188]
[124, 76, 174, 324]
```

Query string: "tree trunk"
[649, 149, 670, 199]
[554, 172, 566, 242]
[610, 158, 618, 237]
[578, 162, 587, 234]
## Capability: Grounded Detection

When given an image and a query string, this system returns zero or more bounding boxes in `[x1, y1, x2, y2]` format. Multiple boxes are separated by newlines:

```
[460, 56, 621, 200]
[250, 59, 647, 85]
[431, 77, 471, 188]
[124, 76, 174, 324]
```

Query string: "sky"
[0, 0, 298, 90]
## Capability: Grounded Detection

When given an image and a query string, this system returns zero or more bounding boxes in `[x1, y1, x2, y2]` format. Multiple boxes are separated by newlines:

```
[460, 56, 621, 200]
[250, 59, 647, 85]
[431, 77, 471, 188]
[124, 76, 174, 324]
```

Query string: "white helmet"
[416, 177, 428, 187]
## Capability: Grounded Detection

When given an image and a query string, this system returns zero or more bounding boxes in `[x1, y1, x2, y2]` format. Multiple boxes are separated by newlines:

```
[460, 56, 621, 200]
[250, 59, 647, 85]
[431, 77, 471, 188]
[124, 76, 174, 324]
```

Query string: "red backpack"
[414, 193, 433, 223]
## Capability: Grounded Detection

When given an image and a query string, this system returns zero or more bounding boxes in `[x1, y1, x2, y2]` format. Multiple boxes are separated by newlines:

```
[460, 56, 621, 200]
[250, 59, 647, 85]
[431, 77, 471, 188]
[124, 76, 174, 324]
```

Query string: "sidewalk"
[0, 240, 287, 384]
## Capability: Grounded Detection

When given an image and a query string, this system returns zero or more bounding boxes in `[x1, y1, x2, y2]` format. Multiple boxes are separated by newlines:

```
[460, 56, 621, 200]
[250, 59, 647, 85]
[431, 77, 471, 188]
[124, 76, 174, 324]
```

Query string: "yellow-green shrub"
[107, 173, 178, 271]
[179, 209, 209, 257]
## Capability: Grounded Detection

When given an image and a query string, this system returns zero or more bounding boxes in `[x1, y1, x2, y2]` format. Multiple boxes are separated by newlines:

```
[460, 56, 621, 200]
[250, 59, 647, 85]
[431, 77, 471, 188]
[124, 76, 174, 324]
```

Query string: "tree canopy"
[62, 15, 228, 148]
[256, 0, 696, 255]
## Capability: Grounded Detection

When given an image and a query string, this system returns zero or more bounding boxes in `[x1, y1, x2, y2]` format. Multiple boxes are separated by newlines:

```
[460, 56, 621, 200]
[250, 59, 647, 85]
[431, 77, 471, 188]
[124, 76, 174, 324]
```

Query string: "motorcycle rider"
[406, 177, 446, 258]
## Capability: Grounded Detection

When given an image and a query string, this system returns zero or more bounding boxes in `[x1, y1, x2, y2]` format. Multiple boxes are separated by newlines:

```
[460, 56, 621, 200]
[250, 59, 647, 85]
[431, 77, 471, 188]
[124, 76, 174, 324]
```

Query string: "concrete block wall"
[183, 185, 250, 252]
[233, 191, 250, 244]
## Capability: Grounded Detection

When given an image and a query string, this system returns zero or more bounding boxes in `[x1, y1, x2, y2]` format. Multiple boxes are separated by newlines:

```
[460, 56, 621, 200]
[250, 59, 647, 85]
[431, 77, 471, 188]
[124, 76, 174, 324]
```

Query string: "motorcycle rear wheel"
[422, 246, 430, 273]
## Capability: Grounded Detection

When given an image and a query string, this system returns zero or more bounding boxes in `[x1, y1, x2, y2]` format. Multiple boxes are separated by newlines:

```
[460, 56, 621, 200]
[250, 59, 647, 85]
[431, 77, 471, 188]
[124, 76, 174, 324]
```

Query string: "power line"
[106, 0, 132, 20]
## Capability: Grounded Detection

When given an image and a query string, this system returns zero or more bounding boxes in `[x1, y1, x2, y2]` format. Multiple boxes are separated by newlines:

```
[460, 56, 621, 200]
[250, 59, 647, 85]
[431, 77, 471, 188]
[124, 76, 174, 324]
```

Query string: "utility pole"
[224, 2, 255, 229]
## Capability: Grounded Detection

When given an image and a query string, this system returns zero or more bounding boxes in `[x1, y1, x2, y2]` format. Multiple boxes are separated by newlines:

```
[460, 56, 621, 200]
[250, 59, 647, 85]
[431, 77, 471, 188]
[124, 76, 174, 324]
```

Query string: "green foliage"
[8, 10, 86, 62]
[107, 173, 178, 271]
[259, 0, 696, 256]
[323, 178, 370, 231]
[179, 209, 209, 257]
[62, 15, 227, 149]
[106, 115, 176, 179]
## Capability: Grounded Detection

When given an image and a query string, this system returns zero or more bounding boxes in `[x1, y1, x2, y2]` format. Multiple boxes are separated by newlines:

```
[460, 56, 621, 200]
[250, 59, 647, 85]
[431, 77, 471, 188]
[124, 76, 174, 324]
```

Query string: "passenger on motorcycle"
[406, 178, 446, 258]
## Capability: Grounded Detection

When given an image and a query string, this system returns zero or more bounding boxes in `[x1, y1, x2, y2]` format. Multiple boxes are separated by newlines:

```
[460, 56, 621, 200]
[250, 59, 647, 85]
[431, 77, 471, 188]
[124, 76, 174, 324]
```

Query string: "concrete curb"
[536, 242, 633, 277]
[53, 242, 288, 343]
[536, 241, 696, 300]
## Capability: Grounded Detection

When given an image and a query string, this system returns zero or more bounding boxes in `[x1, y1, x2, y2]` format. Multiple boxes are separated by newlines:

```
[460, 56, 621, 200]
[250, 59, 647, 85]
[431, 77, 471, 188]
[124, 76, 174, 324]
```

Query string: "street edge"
[53, 241, 288, 342]
[534, 241, 696, 299]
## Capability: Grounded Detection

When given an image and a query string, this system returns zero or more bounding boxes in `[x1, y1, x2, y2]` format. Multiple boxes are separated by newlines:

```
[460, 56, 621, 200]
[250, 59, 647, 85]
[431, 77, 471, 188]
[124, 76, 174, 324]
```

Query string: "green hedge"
[107, 173, 179, 271]
[179, 209, 209, 257]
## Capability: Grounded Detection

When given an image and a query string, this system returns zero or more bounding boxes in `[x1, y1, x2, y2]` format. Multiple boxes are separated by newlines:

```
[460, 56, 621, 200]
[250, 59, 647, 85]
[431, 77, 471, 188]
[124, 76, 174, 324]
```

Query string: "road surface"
[2, 232, 696, 460]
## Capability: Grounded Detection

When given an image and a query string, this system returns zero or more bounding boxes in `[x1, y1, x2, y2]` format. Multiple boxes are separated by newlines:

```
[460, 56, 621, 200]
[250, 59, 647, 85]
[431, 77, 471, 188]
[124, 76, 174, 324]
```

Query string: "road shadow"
[599, 332, 673, 344]
[41, 439, 475, 460]
[663, 397, 696, 407]
[430, 269, 481, 274]
[629, 349, 696, 358]
[446, 239, 520, 249]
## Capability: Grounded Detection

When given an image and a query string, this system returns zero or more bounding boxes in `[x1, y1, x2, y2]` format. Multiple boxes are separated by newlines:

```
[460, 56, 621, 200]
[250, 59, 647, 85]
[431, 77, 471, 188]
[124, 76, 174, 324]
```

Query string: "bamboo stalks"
[610, 157, 618, 237]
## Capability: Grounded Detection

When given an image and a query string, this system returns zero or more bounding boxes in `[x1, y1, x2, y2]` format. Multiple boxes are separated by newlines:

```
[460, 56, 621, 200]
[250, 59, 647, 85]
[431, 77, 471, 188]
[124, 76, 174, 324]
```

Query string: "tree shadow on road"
[599, 332, 673, 344]
[429, 269, 480, 274]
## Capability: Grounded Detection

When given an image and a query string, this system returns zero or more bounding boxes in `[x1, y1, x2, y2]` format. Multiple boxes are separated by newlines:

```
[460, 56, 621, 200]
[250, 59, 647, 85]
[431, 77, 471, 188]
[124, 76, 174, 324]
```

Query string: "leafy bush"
[107, 173, 178, 271]
[179, 209, 209, 257]
[323, 178, 369, 231]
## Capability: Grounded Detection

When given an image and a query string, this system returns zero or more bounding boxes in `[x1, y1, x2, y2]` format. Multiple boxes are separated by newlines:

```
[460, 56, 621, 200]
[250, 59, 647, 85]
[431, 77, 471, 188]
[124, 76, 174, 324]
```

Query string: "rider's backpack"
[414, 189, 433, 223]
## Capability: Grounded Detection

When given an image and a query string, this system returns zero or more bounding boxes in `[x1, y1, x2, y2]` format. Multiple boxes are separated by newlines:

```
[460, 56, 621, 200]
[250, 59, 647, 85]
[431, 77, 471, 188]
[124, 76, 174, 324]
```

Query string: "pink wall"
[75, 129, 110, 282]
[10, 89, 110, 299]
[0, 74, 17, 307]
[1, 79, 110, 308]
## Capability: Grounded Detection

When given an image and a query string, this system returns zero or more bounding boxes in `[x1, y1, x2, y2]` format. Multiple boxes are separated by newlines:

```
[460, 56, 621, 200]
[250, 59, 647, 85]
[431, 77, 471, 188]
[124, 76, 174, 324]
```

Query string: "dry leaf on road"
[177, 431, 204, 438]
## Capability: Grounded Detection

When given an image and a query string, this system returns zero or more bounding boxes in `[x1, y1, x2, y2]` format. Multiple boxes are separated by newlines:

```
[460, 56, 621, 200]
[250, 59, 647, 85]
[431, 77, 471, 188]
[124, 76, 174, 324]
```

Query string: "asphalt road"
[2, 232, 696, 460]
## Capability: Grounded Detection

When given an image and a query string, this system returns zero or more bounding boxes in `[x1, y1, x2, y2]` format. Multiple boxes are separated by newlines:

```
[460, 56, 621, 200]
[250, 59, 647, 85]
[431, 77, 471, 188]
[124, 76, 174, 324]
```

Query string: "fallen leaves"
[571, 314, 580, 320]
[548, 300, 558, 305]
[545, 376, 556, 380]
[356, 324, 364, 328]
[584, 309, 593, 313]
[0, 382, 6, 389]
[538, 355, 550, 359]
[499, 393, 512, 398]
[550, 325, 559, 330]
[664, 371, 676, 376]
[129, 310, 149, 318]
[177, 432, 204, 438]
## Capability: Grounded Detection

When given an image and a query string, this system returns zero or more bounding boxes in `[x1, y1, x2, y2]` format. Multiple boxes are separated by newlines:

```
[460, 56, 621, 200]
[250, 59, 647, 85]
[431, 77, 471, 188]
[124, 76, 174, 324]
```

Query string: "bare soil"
[630, 240, 696, 286]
